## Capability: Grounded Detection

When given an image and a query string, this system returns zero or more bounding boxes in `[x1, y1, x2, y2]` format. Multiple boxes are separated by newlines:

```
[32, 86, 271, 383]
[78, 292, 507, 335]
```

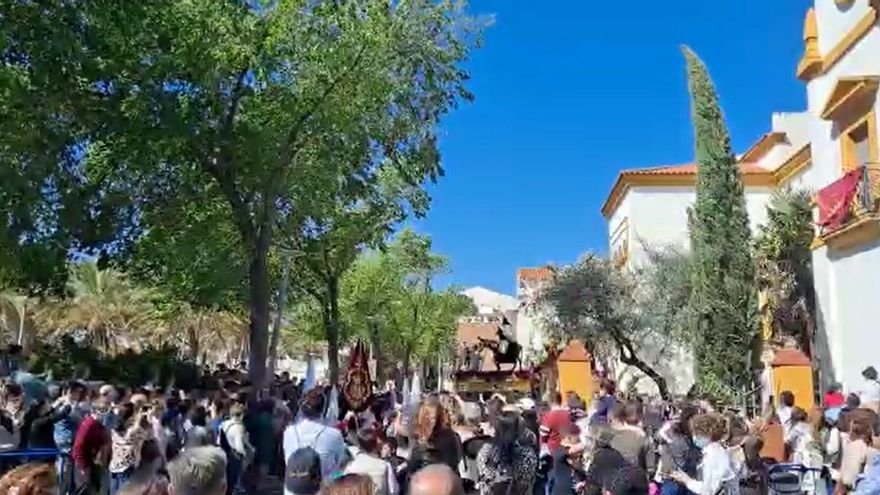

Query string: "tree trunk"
[613, 332, 671, 400]
[326, 276, 341, 386]
[403, 346, 412, 379]
[267, 258, 291, 387]
[187, 324, 199, 362]
[247, 226, 272, 385]
[368, 320, 385, 383]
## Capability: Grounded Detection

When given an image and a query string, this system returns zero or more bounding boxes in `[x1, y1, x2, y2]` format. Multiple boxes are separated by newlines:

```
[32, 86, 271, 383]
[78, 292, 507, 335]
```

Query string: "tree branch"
[222, 68, 249, 138]
[278, 43, 371, 168]
[202, 160, 256, 244]
[610, 330, 670, 399]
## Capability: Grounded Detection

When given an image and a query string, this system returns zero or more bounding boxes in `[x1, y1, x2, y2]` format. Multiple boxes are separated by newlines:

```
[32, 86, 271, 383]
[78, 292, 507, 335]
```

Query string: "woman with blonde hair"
[407, 396, 463, 477]
[323, 473, 375, 495]
[0, 463, 57, 495]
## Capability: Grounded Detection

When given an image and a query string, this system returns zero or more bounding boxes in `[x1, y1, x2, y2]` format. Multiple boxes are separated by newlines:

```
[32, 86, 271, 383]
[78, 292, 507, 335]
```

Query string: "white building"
[602, 0, 880, 396]
[461, 286, 518, 316]
[460, 270, 553, 365]
[516, 267, 554, 363]
[796, 0, 880, 392]
[602, 114, 813, 395]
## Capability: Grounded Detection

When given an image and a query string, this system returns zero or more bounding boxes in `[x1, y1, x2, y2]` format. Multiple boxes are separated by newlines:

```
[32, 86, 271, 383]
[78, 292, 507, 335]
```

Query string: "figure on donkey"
[477, 328, 522, 372]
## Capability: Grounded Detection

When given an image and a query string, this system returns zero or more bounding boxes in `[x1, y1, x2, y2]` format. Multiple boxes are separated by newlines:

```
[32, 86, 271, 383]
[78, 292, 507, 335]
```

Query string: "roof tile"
[558, 339, 591, 362]
[517, 267, 554, 282]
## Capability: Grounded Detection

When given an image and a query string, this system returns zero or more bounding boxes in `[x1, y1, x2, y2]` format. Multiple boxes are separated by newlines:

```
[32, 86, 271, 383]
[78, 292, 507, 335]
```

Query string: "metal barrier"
[0, 448, 75, 494]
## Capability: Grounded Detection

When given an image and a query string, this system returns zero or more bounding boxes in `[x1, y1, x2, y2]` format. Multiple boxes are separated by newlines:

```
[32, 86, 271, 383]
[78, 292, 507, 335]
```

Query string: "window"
[610, 218, 629, 268]
[841, 112, 878, 171]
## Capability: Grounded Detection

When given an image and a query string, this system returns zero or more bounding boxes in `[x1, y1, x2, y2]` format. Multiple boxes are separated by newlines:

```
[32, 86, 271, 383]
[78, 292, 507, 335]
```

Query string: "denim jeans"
[661, 479, 689, 495]
[226, 455, 243, 495]
[110, 468, 133, 495]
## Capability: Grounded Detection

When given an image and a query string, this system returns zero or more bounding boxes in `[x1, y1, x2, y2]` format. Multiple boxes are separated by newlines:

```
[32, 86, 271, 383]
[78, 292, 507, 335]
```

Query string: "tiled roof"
[601, 161, 775, 218]
[517, 267, 554, 282]
[771, 348, 812, 367]
[621, 162, 770, 176]
[558, 339, 591, 362]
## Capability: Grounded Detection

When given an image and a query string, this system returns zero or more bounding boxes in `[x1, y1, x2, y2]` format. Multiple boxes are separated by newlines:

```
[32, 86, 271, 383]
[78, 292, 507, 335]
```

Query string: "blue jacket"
[856, 455, 880, 495]
[52, 404, 79, 452]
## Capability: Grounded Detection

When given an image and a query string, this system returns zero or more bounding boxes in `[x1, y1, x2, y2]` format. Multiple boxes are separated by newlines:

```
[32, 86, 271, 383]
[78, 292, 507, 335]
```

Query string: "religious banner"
[343, 340, 373, 412]
[816, 167, 862, 232]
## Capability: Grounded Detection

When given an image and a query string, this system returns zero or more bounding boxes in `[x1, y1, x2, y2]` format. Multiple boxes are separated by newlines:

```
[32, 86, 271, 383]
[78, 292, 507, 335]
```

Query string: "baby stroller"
[767, 463, 826, 495]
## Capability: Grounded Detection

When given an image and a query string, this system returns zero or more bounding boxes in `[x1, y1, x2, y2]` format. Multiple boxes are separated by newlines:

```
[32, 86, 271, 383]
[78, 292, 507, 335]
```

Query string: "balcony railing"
[817, 163, 880, 237]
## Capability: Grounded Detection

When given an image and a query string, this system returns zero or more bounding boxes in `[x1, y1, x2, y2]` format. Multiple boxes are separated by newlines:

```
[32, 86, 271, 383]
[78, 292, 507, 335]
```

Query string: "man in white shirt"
[345, 425, 398, 495]
[283, 388, 348, 494]
[778, 391, 795, 440]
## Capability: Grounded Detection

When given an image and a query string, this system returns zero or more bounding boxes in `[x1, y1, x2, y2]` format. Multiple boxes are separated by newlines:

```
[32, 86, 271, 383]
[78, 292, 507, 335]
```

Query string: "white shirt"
[345, 450, 399, 495]
[219, 418, 253, 460]
[686, 442, 740, 495]
[778, 406, 793, 438]
[283, 418, 348, 493]
[859, 379, 880, 407]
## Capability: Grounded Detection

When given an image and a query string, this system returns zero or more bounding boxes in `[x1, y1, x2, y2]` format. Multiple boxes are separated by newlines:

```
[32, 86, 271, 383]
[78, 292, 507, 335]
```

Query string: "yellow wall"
[772, 365, 815, 410]
[558, 361, 593, 402]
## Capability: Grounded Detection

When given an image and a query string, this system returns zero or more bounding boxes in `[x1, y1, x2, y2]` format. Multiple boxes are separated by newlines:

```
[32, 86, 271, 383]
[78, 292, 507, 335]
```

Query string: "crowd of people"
[0, 359, 879, 495]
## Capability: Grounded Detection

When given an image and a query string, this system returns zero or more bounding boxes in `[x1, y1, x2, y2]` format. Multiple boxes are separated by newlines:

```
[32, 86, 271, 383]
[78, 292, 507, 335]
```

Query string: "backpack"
[286, 425, 326, 472]
[218, 422, 244, 461]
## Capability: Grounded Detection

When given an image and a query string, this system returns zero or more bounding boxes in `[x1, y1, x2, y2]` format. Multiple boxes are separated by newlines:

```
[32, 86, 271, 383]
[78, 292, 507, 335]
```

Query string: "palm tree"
[0, 291, 37, 353]
[159, 304, 247, 364]
[755, 188, 816, 354]
[45, 261, 159, 352]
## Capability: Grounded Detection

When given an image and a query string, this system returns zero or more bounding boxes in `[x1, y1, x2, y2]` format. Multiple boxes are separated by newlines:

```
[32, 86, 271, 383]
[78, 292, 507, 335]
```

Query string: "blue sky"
[412, 0, 811, 295]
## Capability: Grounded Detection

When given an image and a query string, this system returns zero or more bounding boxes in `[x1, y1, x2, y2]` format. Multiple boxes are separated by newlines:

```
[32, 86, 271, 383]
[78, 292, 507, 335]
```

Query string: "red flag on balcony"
[816, 167, 862, 231]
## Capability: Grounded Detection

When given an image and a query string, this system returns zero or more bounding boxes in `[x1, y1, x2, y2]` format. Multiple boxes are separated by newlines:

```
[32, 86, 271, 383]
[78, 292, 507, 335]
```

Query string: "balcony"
[815, 164, 880, 251]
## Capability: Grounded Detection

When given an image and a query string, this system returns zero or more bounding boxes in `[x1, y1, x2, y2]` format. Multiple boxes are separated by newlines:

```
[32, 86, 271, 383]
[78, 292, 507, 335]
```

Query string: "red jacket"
[824, 391, 845, 408]
[540, 408, 572, 452]
[72, 415, 109, 470]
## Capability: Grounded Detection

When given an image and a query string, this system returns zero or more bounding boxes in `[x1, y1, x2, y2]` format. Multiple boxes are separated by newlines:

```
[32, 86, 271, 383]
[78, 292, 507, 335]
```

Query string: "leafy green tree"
[683, 47, 757, 401]
[2, 0, 479, 383]
[538, 254, 673, 399]
[126, 196, 249, 312]
[639, 246, 695, 345]
[295, 195, 404, 384]
[755, 189, 815, 354]
[384, 229, 452, 376]
[341, 251, 404, 381]
[1, 2, 154, 296]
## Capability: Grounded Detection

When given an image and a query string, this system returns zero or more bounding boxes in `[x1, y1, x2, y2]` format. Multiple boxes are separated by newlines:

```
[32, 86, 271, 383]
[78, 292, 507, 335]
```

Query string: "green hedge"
[29, 337, 201, 390]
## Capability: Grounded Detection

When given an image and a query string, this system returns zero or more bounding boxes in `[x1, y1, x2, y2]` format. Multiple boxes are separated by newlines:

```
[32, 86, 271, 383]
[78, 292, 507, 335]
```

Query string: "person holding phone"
[668, 413, 740, 495]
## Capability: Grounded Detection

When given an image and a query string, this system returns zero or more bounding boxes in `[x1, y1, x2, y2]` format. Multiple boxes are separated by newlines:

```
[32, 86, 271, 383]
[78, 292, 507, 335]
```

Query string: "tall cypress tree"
[682, 47, 757, 401]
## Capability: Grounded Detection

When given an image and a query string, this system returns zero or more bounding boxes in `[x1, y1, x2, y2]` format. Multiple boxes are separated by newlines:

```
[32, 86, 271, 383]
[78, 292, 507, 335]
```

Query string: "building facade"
[799, 0, 880, 392]
[602, 0, 880, 396]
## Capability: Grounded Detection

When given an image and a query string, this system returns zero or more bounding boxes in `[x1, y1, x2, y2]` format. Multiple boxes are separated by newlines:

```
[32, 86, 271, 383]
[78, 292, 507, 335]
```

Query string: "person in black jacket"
[20, 399, 71, 449]
[550, 426, 588, 495]
[581, 429, 642, 495]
